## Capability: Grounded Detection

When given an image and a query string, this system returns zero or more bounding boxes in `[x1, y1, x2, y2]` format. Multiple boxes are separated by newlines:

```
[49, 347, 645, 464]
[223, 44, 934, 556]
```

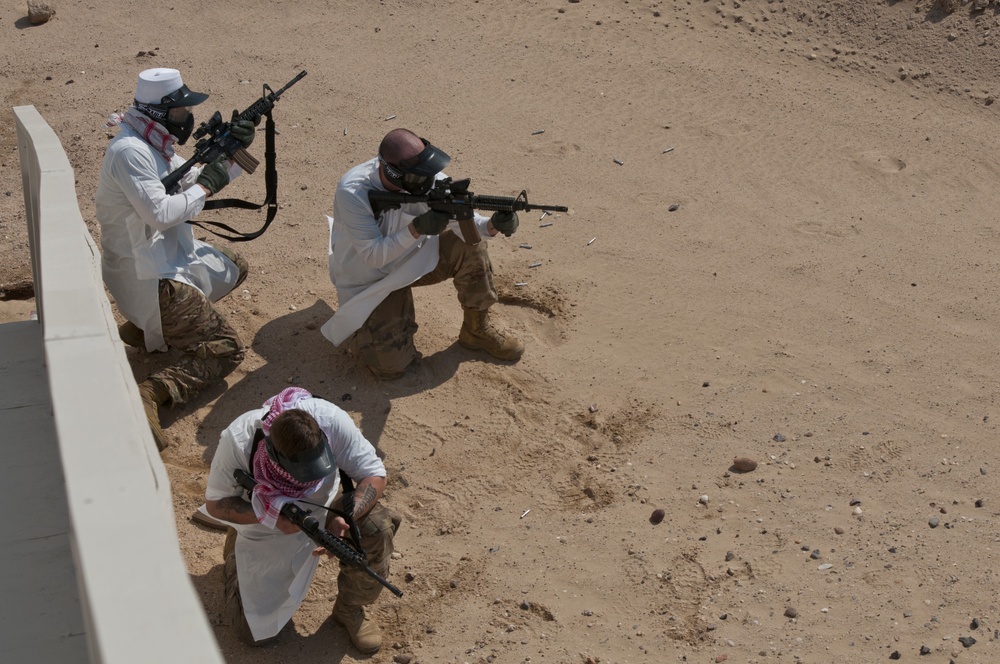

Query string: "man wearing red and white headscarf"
[204, 388, 399, 654]
[94, 67, 257, 452]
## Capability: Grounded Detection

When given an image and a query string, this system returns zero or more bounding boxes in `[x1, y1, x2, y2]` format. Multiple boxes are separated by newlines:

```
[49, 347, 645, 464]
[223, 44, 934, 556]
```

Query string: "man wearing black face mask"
[325, 128, 524, 380]
[94, 67, 257, 451]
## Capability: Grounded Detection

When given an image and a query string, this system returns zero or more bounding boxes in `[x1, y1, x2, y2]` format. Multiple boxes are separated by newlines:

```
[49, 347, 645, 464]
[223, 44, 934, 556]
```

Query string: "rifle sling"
[190, 111, 280, 242]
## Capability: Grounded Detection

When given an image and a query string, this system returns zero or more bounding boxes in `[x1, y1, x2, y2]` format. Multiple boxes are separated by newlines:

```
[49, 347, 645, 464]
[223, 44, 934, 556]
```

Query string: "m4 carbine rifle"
[234, 468, 403, 598]
[160, 71, 307, 241]
[368, 177, 569, 245]
[161, 71, 306, 194]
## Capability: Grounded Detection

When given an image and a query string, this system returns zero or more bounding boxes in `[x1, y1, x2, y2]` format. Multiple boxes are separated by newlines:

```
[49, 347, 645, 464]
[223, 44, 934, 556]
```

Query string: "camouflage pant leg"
[347, 287, 419, 379]
[347, 232, 496, 377]
[211, 243, 250, 294]
[333, 500, 402, 607]
[413, 229, 498, 311]
[223, 528, 279, 645]
[148, 279, 245, 405]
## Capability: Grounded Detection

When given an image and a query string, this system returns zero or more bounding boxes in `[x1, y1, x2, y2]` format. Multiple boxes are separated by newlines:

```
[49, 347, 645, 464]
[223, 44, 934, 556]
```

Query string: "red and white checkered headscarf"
[250, 388, 324, 529]
[120, 107, 176, 163]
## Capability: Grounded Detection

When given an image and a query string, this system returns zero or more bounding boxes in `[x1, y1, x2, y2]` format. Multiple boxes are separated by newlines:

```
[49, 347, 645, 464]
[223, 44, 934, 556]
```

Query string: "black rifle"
[161, 71, 307, 241]
[368, 177, 569, 245]
[234, 468, 403, 598]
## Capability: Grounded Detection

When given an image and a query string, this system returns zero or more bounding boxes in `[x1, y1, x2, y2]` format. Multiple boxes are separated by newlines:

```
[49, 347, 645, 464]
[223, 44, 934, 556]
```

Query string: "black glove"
[412, 209, 450, 236]
[490, 211, 519, 237]
[197, 156, 230, 195]
[229, 110, 255, 149]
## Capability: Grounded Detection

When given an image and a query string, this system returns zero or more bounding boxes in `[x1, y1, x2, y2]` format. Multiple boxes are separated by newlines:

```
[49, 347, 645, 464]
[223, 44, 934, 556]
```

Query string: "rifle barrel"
[520, 203, 569, 212]
[272, 70, 308, 97]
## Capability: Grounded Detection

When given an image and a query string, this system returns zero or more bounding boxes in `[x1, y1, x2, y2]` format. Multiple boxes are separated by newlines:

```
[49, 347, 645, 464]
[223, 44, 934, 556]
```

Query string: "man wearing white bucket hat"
[95, 67, 257, 451]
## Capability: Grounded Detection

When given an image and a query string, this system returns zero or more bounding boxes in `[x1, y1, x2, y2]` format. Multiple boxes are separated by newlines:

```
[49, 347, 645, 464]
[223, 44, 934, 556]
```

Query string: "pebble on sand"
[649, 509, 665, 525]
[732, 457, 757, 472]
[28, 0, 55, 24]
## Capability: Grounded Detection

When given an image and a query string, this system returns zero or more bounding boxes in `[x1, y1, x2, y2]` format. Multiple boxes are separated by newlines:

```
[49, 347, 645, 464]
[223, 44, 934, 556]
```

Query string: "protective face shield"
[165, 106, 195, 144]
[133, 68, 208, 144]
[264, 433, 335, 483]
[379, 138, 451, 195]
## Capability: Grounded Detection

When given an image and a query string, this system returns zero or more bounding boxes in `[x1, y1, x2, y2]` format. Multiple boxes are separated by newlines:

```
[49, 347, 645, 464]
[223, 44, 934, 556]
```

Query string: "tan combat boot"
[118, 320, 145, 349]
[138, 380, 170, 452]
[458, 309, 524, 361]
[332, 601, 382, 654]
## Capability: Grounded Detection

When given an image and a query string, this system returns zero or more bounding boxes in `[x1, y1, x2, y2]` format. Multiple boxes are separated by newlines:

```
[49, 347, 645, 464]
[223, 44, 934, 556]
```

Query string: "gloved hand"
[412, 209, 450, 236]
[197, 156, 230, 195]
[229, 110, 256, 149]
[490, 211, 519, 237]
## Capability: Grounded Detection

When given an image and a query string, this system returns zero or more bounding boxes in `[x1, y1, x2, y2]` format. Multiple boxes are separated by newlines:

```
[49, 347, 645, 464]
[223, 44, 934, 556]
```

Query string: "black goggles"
[264, 432, 335, 483]
[379, 138, 451, 194]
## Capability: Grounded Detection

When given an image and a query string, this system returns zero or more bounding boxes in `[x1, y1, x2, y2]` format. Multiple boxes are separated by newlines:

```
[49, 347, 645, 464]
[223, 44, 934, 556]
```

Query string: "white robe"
[94, 124, 241, 351]
[322, 158, 491, 346]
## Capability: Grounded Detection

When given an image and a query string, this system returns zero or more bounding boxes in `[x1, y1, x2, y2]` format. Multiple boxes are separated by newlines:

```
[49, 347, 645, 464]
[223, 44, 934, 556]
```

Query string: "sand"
[3, 1, 1000, 662]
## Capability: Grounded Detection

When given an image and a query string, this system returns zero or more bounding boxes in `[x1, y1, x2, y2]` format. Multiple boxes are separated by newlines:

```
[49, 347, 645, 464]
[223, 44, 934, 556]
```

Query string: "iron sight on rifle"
[161, 70, 307, 194]
[368, 176, 569, 245]
[233, 468, 403, 598]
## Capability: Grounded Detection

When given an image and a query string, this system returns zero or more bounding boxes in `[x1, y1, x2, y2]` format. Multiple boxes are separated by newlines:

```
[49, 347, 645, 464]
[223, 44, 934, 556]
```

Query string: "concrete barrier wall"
[13, 106, 224, 664]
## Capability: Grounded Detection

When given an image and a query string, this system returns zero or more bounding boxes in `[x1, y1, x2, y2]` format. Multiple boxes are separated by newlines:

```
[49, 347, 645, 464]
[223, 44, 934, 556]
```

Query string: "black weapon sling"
[190, 112, 280, 242]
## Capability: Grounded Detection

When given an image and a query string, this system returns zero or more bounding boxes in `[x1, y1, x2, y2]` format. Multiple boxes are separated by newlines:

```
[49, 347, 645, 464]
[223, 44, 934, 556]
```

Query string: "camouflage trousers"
[149, 244, 248, 406]
[348, 230, 498, 379]
[223, 500, 402, 645]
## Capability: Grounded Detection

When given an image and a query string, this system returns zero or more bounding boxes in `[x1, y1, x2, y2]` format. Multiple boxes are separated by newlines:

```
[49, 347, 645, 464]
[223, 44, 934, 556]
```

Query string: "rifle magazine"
[232, 147, 260, 174]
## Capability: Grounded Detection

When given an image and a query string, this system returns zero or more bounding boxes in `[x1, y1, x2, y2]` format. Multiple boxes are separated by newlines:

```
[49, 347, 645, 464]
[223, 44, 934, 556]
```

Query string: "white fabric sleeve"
[227, 161, 244, 181]
[206, 426, 249, 501]
[334, 187, 419, 268]
[474, 212, 491, 239]
[308, 401, 385, 482]
[111, 148, 207, 231]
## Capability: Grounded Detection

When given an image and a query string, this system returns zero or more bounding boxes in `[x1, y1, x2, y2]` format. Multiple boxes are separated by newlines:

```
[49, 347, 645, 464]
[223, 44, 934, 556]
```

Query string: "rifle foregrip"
[470, 194, 518, 212]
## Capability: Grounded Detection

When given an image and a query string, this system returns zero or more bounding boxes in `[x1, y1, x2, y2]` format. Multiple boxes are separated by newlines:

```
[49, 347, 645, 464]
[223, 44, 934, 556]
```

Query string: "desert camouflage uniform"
[146, 244, 248, 405]
[223, 498, 401, 645]
[347, 230, 497, 379]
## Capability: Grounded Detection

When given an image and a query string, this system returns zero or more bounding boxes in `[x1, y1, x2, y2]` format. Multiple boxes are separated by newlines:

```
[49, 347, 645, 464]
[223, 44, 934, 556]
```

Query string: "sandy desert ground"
[5, 1, 1000, 662]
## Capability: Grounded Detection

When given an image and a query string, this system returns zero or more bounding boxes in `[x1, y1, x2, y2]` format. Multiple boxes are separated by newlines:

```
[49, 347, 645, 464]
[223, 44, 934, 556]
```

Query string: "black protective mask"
[264, 433, 335, 483]
[166, 111, 195, 145]
[380, 138, 451, 195]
